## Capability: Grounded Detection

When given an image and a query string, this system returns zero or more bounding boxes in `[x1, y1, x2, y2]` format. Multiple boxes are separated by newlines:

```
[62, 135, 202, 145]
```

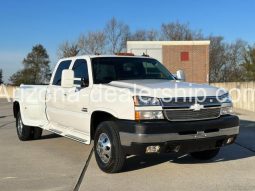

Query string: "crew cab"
[13, 55, 239, 173]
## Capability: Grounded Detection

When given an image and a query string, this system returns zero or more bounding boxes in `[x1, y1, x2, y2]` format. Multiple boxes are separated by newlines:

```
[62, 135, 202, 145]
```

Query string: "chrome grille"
[161, 97, 221, 109]
[164, 107, 221, 121]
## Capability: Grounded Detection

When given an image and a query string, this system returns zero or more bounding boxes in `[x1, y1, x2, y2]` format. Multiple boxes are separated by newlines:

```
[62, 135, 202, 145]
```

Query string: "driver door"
[61, 58, 91, 138]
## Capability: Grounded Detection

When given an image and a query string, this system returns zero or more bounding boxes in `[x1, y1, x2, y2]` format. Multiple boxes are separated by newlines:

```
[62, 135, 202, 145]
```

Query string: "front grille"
[164, 107, 221, 121]
[161, 97, 221, 109]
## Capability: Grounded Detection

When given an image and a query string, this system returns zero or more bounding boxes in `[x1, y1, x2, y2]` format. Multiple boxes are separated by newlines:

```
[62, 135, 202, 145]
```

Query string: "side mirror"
[61, 69, 74, 88]
[176, 70, 186, 81]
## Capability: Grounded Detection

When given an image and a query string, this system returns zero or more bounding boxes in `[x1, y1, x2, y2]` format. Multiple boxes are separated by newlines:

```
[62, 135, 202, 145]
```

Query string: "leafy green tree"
[242, 46, 255, 81]
[10, 44, 51, 85]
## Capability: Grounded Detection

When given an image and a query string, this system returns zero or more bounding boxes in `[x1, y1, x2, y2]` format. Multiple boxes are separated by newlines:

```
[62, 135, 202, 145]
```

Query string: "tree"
[105, 17, 130, 53]
[79, 31, 106, 54]
[58, 41, 80, 58]
[10, 44, 51, 86]
[147, 29, 159, 41]
[161, 21, 203, 40]
[225, 40, 247, 82]
[129, 29, 159, 41]
[209, 36, 228, 82]
[242, 46, 255, 81]
[0, 69, 3, 84]
[209, 37, 247, 82]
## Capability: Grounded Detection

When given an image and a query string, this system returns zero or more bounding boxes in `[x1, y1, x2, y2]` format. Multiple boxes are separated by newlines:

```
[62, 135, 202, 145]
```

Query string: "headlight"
[133, 96, 161, 106]
[219, 93, 234, 115]
[135, 111, 164, 120]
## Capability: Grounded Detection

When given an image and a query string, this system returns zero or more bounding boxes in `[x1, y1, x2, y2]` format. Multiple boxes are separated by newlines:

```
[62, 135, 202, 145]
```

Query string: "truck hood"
[108, 80, 226, 98]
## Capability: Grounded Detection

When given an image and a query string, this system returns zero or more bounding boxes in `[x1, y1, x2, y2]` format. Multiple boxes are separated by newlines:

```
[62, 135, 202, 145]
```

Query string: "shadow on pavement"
[122, 119, 255, 172]
[40, 133, 62, 140]
[0, 115, 13, 119]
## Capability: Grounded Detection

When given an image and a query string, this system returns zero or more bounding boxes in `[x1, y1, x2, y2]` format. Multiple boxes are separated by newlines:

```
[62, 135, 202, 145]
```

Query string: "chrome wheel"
[18, 117, 23, 135]
[96, 133, 112, 163]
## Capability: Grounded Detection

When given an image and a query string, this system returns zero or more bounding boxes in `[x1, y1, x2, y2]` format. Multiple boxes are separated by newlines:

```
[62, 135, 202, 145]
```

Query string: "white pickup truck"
[13, 55, 239, 173]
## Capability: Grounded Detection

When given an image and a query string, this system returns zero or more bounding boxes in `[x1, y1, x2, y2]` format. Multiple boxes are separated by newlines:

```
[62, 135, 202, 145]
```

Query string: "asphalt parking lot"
[1, 99, 255, 191]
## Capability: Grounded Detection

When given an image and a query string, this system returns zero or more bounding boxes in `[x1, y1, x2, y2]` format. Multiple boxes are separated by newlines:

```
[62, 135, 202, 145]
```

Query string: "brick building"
[127, 41, 210, 83]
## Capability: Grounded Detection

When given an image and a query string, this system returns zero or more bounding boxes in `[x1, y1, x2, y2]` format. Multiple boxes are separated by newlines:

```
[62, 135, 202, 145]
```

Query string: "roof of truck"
[59, 54, 153, 61]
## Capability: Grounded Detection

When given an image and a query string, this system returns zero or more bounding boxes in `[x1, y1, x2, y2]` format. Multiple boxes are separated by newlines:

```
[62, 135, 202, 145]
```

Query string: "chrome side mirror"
[176, 70, 185, 81]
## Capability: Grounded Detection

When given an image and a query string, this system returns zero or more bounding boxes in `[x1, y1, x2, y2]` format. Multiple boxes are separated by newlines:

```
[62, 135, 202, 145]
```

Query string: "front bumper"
[116, 115, 239, 155]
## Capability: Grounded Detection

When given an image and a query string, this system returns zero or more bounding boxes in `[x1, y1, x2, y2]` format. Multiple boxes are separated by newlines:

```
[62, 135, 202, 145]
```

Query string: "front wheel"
[190, 148, 220, 160]
[94, 121, 125, 173]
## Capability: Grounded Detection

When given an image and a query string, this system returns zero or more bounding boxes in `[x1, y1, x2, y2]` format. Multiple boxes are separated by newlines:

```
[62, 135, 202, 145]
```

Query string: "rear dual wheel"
[16, 111, 43, 141]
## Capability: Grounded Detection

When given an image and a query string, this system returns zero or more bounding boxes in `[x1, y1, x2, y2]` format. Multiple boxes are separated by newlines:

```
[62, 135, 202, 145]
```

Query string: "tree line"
[9, 17, 255, 85]
[0, 69, 3, 84]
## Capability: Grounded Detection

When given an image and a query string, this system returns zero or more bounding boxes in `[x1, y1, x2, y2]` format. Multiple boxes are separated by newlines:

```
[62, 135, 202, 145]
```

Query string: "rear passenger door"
[62, 59, 91, 139]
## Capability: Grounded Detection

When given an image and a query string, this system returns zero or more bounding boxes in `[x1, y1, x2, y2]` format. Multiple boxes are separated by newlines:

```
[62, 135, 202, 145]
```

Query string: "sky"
[0, 0, 255, 82]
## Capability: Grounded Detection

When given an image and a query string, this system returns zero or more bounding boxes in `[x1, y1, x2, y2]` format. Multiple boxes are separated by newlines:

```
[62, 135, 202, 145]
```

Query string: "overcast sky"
[1, 0, 255, 82]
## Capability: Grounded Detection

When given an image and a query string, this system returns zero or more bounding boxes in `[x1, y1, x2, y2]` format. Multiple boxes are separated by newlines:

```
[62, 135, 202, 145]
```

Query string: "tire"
[16, 112, 43, 141]
[94, 121, 125, 173]
[32, 127, 43, 140]
[190, 148, 220, 160]
[16, 112, 32, 141]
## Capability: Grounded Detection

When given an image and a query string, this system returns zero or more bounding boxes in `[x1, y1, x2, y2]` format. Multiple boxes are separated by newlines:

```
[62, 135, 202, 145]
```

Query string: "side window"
[52, 60, 71, 86]
[72, 59, 89, 86]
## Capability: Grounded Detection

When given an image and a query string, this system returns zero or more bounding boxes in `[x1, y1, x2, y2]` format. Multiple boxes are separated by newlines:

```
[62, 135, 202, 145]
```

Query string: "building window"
[181, 52, 189, 61]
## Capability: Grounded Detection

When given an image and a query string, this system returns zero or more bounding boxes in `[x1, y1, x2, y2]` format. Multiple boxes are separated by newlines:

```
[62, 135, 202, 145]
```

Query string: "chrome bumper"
[120, 126, 239, 146]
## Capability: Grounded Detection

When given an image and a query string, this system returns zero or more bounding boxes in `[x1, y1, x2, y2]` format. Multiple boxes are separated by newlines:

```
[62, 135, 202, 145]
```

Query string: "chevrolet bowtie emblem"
[190, 103, 204, 111]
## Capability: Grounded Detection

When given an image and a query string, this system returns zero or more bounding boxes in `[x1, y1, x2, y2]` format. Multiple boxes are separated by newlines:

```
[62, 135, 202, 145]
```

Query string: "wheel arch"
[90, 110, 117, 140]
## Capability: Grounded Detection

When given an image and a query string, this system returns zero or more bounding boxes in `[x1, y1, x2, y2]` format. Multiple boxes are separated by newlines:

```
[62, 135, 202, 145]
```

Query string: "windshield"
[92, 57, 175, 84]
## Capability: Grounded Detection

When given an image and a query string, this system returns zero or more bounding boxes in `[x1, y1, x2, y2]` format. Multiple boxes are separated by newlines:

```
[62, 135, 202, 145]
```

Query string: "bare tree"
[130, 30, 147, 41]
[209, 37, 247, 82]
[161, 21, 203, 40]
[58, 41, 80, 58]
[147, 29, 159, 41]
[79, 31, 106, 54]
[242, 45, 255, 81]
[225, 40, 247, 82]
[209, 36, 228, 83]
[129, 29, 159, 41]
[105, 17, 130, 53]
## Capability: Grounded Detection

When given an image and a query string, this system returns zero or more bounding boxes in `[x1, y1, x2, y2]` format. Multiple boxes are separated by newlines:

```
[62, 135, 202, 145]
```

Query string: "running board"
[49, 128, 62, 134]
[65, 134, 87, 144]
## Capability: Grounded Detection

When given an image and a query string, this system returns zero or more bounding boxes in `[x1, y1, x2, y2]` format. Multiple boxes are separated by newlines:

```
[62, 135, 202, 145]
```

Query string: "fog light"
[221, 106, 234, 115]
[146, 145, 160, 153]
[226, 137, 235, 144]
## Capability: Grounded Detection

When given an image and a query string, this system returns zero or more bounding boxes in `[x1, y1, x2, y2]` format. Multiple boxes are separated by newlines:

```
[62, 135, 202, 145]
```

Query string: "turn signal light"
[135, 111, 164, 120]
